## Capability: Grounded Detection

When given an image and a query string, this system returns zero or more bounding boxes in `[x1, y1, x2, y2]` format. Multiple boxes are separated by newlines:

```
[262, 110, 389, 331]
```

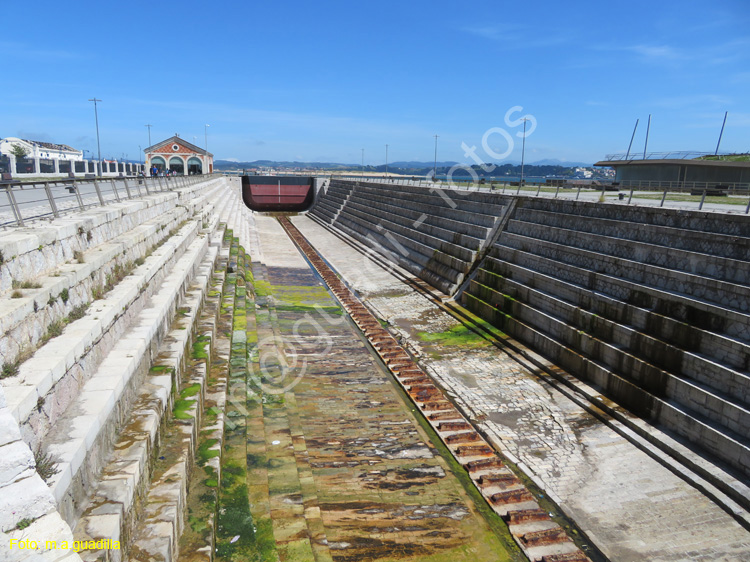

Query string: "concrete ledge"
[500, 231, 750, 314]
[506, 218, 750, 289]
[474, 267, 750, 402]
[489, 245, 750, 342]
[346, 198, 485, 250]
[468, 277, 750, 437]
[514, 205, 750, 261]
[463, 292, 750, 480]
[46, 228, 215, 527]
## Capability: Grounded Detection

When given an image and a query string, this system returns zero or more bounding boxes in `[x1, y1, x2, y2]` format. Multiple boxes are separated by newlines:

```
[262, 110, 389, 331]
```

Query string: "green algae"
[181, 383, 202, 398]
[198, 438, 220, 464]
[192, 334, 211, 360]
[254, 280, 272, 298]
[173, 398, 196, 420]
[417, 323, 492, 350]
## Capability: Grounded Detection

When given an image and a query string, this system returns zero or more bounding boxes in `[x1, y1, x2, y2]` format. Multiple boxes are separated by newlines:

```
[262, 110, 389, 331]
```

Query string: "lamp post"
[145, 124, 152, 147]
[433, 134, 439, 178]
[520, 118, 528, 186]
[88, 98, 102, 174]
[385, 144, 389, 178]
[361, 148, 364, 178]
[205, 124, 210, 174]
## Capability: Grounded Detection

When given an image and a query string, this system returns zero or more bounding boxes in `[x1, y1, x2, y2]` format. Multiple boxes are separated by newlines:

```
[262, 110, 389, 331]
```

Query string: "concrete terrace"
[1, 175, 749, 562]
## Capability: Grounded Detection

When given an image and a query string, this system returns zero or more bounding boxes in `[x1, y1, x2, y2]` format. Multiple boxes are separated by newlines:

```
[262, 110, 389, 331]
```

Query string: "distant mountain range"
[214, 158, 593, 170]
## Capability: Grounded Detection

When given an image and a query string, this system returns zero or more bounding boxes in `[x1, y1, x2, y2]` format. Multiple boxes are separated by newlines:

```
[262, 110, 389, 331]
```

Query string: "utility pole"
[433, 135, 439, 178]
[88, 98, 102, 173]
[205, 124, 210, 173]
[520, 118, 529, 185]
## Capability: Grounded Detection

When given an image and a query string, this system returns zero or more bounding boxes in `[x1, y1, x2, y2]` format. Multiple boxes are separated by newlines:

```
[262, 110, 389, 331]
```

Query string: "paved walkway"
[217, 213, 521, 561]
[292, 214, 750, 562]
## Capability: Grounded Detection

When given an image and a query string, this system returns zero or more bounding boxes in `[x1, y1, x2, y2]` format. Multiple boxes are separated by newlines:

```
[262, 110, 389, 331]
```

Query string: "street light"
[145, 124, 152, 147]
[520, 118, 529, 186]
[205, 124, 210, 174]
[385, 144, 389, 178]
[433, 134, 439, 178]
[88, 98, 102, 174]
[361, 148, 364, 178]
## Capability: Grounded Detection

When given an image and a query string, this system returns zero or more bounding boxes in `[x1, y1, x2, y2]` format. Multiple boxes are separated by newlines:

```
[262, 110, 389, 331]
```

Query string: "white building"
[0, 137, 144, 178]
[0, 137, 82, 176]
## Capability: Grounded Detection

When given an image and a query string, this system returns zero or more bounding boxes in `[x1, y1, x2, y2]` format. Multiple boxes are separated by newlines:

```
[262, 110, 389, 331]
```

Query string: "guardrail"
[602, 151, 744, 161]
[327, 176, 750, 214]
[0, 173, 220, 228]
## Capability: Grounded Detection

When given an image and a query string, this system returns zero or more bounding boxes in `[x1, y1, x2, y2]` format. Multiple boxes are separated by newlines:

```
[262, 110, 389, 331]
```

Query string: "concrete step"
[42, 211, 220, 529]
[126, 244, 229, 562]
[473, 265, 750, 399]
[331, 218, 458, 295]
[498, 231, 750, 315]
[520, 197, 750, 239]
[467, 276, 750, 438]
[342, 188, 493, 239]
[0, 178, 223, 293]
[506, 218, 750, 288]
[345, 198, 485, 251]
[73, 247, 219, 562]
[349, 183, 500, 230]
[353, 180, 507, 216]
[335, 208, 472, 275]
[3, 213, 208, 454]
[336, 210, 467, 274]
[513, 205, 750, 261]
[341, 202, 477, 262]
[0, 181, 224, 368]
[309, 199, 339, 224]
[462, 291, 750, 480]
[489, 242, 750, 344]
[334, 213, 463, 291]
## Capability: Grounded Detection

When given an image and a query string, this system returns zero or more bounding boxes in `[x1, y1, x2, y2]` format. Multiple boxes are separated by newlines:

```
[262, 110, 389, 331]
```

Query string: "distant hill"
[214, 159, 355, 170]
[213, 159, 605, 178]
[388, 161, 460, 169]
[531, 158, 592, 167]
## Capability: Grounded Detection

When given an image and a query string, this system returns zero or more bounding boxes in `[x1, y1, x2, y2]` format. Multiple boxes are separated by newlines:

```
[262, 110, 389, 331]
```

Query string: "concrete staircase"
[310, 179, 508, 294]
[461, 198, 750, 487]
[0, 176, 252, 561]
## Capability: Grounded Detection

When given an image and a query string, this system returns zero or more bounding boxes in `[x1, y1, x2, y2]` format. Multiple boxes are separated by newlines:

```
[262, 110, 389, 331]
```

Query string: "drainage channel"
[278, 216, 595, 562]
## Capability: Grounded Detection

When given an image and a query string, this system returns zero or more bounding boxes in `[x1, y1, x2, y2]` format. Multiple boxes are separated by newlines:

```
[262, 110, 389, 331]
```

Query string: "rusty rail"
[277, 216, 593, 562]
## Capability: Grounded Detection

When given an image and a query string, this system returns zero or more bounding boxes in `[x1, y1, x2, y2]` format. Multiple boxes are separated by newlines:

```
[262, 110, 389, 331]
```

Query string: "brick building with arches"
[144, 136, 213, 176]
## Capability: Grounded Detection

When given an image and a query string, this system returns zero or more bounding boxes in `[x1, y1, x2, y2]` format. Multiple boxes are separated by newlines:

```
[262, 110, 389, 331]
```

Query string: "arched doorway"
[169, 156, 185, 175]
[151, 156, 166, 173]
[187, 157, 203, 175]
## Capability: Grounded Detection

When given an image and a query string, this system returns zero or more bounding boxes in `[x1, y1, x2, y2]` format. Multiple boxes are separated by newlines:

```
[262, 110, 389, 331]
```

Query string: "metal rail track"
[278, 216, 593, 562]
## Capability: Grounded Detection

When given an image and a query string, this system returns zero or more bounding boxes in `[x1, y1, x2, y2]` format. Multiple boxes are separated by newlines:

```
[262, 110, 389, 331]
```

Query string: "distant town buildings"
[144, 136, 213, 175]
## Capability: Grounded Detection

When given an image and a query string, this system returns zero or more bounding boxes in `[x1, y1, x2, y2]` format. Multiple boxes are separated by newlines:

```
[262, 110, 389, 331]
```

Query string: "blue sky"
[2, 0, 748, 165]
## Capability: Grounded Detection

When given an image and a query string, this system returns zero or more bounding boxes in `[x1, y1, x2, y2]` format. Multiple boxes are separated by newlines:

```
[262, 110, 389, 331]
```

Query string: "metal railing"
[326, 176, 750, 214]
[1, 173, 220, 228]
[602, 151, 745, 161]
